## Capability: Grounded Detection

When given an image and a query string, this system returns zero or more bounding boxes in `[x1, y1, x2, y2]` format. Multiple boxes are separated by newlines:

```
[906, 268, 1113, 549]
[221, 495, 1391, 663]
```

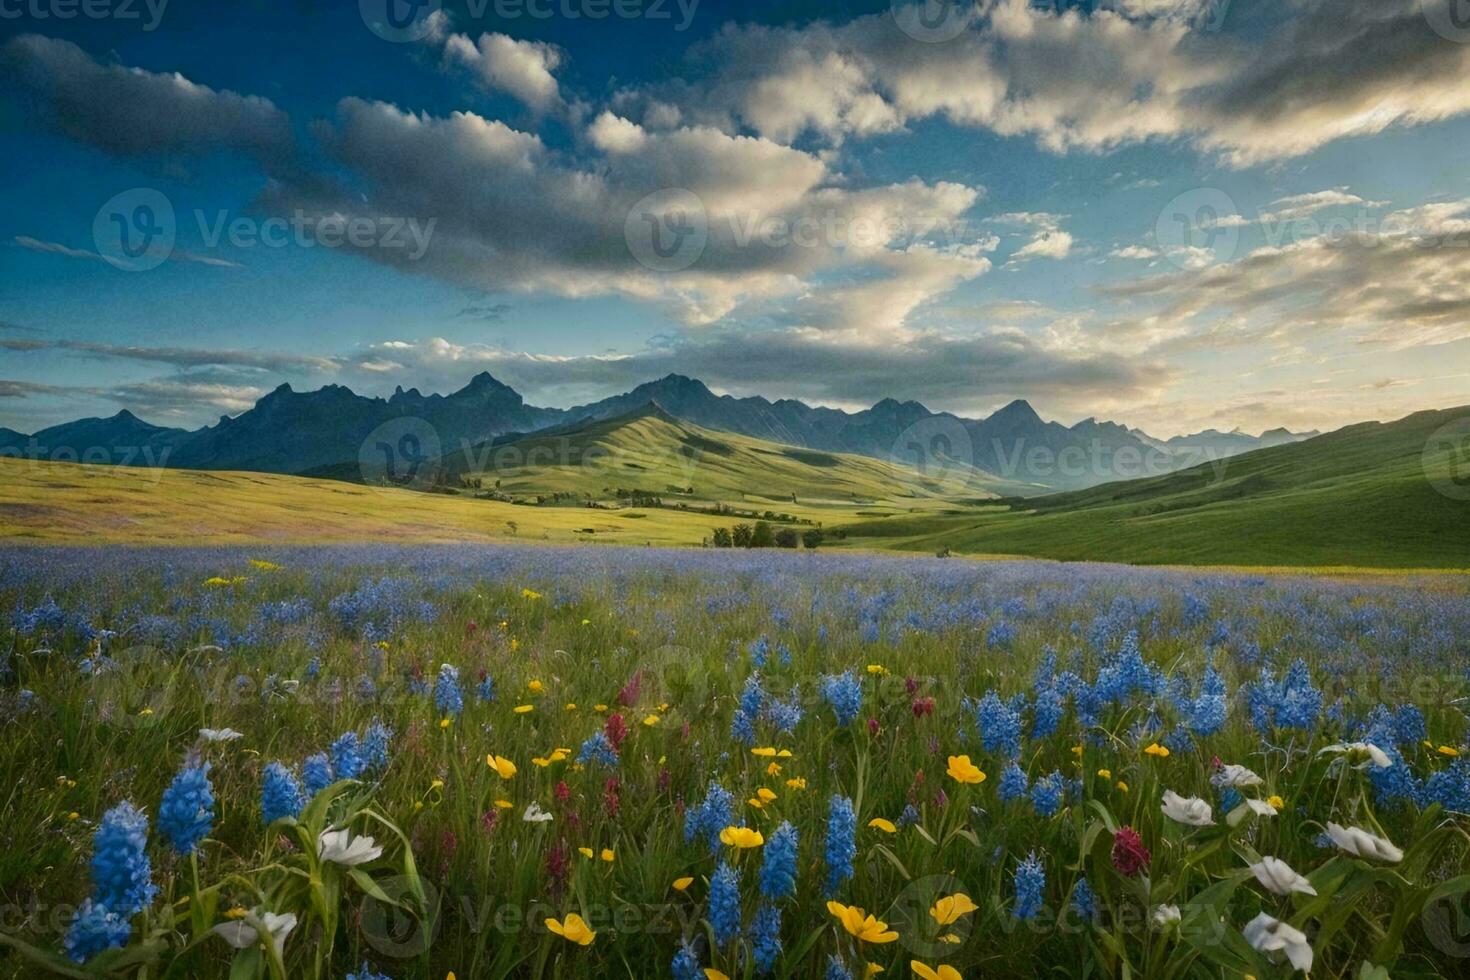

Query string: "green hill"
[438, 402, 1026, 510]
[836, 405, 1470, 568]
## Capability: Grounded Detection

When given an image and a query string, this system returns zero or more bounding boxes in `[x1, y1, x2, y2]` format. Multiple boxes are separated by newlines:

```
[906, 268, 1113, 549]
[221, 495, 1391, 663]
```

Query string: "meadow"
[1, 544, 1468, 979]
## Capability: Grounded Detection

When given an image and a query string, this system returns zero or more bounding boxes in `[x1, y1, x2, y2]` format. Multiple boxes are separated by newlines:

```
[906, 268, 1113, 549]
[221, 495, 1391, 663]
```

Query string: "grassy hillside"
[836, 405, 1470, 568]
[439, 403, 1021, 513]
[0, 457, 728, 547]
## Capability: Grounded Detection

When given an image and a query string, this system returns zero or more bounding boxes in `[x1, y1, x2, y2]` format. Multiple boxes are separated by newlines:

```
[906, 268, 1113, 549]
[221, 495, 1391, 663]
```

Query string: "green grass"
[5, 404, 1468, 570]
[440, 404, 1018, 511]
[2, 549, 1467, 978]
[836, 405, 1470, 569]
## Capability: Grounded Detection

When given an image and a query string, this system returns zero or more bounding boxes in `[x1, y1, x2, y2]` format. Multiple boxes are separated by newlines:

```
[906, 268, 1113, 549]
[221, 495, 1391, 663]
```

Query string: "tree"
[712, 527, 733, 548]
[802, 529, 824, 550]
[750, 521, 776, 548]
[732, 523, 754, 548]
[775, 528, 799, 548]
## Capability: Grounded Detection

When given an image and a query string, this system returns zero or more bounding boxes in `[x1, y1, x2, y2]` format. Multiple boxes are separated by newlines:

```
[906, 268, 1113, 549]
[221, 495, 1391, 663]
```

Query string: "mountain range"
[0, 372, 1318, 494]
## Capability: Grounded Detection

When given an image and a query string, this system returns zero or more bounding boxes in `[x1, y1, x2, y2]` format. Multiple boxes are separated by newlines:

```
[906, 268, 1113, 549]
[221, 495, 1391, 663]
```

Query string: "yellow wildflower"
[946, 755, 985, 785]
[929, 893, 978, 926]
[545, 914, 595, 946]
[720, 826, 765, 849]
[827, 902, 899, 944]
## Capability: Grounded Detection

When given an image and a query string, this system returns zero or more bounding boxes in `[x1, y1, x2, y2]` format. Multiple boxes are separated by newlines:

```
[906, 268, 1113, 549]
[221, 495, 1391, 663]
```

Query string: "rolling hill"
[436, 401, 1034, 505]
[836, 404, 1470, 568]
[0, 455, 725, 547]
[2, 371, 1314, 493]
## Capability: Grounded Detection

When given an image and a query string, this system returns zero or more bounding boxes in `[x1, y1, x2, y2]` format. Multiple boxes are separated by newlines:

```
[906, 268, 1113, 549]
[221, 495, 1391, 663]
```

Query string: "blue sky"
[3, 0, 1470, 436]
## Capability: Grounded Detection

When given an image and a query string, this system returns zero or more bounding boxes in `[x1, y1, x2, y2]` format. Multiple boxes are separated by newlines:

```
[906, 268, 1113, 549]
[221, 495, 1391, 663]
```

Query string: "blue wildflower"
[731, 708, 756, 746]
[1030, 770, 1064, 817]
[710, 861, 742, 947]
[158, 761, 214, 855]
[362, 719, 393, 771]
[1071, 876, 1096, 923]
[975, 690, 1022, 759]
[434, 663, 463, 717]
[1014, 851, 1045, 920]
[90, 801, 157, 915]
[987, 621, 1016, 649]
[331, 731, 365, 780]
[825, 954, 853, 980]
[576, 731, 619, 768]
[302, 752, 334, 796]
[671, 940, 703, 980]
[820, 671, 863, 726]
[750, 902, 782, 973]
[1031, 684, 1063, 739]
[760, 821, 798, 900]
[739, 673, 766, 720]
[1423, 759, 1470, 814]
[261, 761, 305, 824]
[764, 694, 803, 735]
[684, 781, 735, 852]
[63, 899, 131, 963]
[823, 795, 856, 896]
[345, 963, 392, 980]
[476, 674, 496, 702]
[998, 762, 1029, 802]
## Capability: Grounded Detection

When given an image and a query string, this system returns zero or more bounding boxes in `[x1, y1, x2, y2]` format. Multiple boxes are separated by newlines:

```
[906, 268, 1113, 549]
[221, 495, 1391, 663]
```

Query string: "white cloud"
[1, 34, 293, 167]
[442, 32, 565, 112]
[629, 0, 1470, 169]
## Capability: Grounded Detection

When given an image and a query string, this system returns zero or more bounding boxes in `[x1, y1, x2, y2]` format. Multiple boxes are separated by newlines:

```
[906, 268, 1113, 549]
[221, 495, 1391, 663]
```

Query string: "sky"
[2, 0, 1470, 438]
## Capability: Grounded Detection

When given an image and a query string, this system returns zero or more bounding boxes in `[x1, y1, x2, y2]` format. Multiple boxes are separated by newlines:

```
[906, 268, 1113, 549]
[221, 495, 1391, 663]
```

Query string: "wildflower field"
[2, 545, 1469, 979]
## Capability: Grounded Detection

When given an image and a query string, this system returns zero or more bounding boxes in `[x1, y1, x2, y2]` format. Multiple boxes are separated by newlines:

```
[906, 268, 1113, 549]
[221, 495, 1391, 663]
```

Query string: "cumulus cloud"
[0, 34, 293, 168]
[626, 0, 1470, 168]
[1102, 199, 1470, 350]
[442, 32, 566, 112]
[260, 97, 988, 332]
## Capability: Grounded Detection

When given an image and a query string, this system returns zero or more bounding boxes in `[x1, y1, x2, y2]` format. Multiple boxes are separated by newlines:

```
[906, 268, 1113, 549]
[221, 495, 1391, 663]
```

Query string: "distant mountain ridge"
[0, 372, 1319, 493]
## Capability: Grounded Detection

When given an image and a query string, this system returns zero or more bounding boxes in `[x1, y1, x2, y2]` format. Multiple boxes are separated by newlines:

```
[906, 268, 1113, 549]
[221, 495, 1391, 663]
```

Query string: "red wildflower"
[617, 670, 643, 707]
[603, 777, 621, 817]
[912, 696, 935, 718]
[905, 676, 920, 695]
[1112, 826, 1151, 877]
[868, 717, 881, 736]
[605, 713, 628, 750]
[554, 780, 572, 804]
[547, 839, 570, 896]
